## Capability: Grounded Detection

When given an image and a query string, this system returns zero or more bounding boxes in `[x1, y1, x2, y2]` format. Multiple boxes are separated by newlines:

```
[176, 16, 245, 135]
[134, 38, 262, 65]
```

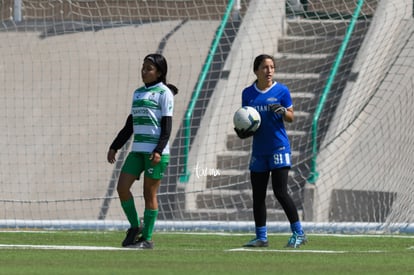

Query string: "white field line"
[0, 244, 132, 251]
[0, 244, 410, 253]
[1, 232, 413, 252]
[226, 248, 387, 253]
[2, 230, 414, 239]
[0, 244, 389, 253]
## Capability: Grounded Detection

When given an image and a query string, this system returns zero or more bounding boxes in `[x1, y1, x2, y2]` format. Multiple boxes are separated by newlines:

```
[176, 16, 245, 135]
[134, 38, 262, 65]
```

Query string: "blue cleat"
[285, 232, 307, 248]
[243, 238, 269, 247]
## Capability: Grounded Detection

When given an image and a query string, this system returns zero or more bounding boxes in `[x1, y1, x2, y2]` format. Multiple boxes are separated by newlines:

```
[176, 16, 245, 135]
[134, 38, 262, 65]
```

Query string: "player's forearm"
[283, 108, 294, 123]
[110, 114, 133, 151]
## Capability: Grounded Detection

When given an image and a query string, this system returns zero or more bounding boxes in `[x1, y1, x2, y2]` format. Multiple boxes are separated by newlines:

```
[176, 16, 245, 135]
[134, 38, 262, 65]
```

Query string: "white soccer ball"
[233, 106, 261, 132]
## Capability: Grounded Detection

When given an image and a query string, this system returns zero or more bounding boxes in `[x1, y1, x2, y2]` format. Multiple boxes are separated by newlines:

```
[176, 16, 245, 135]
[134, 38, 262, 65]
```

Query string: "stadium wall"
[0, 17, 219, 220]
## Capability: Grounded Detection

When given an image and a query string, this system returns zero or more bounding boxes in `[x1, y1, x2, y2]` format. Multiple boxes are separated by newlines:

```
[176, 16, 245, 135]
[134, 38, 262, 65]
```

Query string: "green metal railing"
[307, 0, 364, 184]
[179, 0, 235, 183]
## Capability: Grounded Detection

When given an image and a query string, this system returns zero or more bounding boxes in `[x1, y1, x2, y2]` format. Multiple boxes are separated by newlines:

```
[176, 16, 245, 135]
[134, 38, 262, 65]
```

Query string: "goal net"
[1, 0, 413, 233]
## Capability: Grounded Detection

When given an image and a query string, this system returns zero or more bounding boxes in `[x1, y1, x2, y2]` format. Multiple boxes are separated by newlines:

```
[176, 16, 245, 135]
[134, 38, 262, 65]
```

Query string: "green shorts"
[121, 152, 170, 180]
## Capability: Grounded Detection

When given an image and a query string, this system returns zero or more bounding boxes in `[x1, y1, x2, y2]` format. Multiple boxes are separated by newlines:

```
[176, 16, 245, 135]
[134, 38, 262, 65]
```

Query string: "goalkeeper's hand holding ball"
[234, 128, 254, 139]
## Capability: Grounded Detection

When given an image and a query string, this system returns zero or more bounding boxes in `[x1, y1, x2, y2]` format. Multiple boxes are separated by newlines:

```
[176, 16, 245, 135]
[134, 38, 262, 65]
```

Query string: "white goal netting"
[1, 0, 413, 233]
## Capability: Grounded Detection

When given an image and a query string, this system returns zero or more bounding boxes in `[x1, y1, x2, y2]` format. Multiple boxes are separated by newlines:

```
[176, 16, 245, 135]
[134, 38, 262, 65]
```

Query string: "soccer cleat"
[243, 238, 269, 247]
[126, 237, 154, 249]
[121, 223, 143, 247]
[285, 232, 307, 248]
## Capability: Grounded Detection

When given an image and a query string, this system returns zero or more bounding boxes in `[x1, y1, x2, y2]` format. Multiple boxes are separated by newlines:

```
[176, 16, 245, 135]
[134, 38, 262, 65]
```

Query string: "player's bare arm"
[284, 107, 294, 123]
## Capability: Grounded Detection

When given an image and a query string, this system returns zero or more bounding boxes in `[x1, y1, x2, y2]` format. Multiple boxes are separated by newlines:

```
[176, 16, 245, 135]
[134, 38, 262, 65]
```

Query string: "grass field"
[0, 230, 413, 274]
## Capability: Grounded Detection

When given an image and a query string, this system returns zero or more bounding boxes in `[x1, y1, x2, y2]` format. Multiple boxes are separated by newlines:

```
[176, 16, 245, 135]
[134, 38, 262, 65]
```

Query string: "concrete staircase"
[182, 16, 372, 221]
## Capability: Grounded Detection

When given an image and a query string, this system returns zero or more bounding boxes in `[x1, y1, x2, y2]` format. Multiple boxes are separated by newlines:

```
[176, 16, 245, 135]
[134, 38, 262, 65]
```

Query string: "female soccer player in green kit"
[107, 53, 177, 249]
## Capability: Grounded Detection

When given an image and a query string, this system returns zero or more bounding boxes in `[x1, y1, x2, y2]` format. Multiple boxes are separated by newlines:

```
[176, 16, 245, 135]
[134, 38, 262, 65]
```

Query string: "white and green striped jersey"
[130, 82, 174, 154]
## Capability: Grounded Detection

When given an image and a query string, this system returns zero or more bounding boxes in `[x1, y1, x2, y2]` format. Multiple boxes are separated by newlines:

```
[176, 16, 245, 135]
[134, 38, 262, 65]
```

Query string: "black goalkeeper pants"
[250, 167, 299, 227]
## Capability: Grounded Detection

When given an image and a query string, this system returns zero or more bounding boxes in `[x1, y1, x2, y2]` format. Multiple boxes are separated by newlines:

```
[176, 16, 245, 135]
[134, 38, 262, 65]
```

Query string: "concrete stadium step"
[206, 169, 296, 190]
[206, 169, 249, 189]
[274, 73, 323, 96]
[276, 72, 320, 79]
[286, 19, 371, 37]
[290, 91, 316, 106]
[216, 151, 249, 170]
[195, 189, 302, 211]
[225, 133, 309, 154]
[275, 53, 332, 74]
[278, 35, 342, 55]
[305, 0, 378, 17]
[285, 110, 312, 132]
[226, 135, 252, 152]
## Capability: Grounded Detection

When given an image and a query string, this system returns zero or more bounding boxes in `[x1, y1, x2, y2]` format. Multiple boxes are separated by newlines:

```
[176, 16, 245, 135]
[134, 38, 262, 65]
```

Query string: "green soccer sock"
[142, 208, 158, 241]
[120, 197, 140, 228]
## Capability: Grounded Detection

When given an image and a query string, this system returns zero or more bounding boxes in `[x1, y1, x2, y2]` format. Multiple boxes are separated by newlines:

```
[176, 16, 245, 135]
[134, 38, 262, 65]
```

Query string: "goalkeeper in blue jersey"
[235, 54, 307, 248]
[107, 53, 177, 249]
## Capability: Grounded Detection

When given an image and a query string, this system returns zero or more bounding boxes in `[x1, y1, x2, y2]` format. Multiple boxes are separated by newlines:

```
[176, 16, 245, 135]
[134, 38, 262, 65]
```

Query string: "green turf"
[0, 231, 413, 274]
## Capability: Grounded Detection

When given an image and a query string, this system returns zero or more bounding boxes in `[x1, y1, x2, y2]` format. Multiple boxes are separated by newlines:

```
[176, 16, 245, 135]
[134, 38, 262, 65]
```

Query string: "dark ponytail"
[167, 83, 178, 96]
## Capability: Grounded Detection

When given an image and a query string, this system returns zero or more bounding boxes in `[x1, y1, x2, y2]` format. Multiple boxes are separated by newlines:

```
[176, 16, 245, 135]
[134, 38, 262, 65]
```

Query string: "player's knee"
[274, 192, 290, 203]
[117, 184, 130, 200]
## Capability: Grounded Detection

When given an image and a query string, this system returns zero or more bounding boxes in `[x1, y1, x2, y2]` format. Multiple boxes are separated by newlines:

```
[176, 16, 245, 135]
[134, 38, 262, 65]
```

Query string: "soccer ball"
[233, 106, 261, 132]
